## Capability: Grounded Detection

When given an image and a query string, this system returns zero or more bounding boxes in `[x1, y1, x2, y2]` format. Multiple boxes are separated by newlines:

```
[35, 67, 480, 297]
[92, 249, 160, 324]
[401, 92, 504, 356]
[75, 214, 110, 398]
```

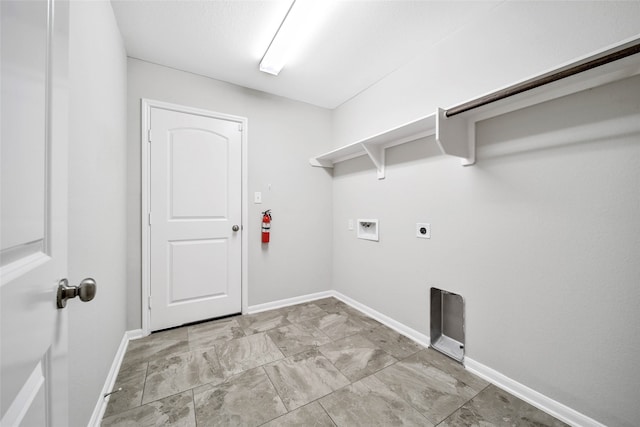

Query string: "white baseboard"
[126, 329, 145, 341]
[332, 291, 430, 348]
[246, 290, 333, 314]
[88, 329, 144, 426]
[464, 358, 604, 427]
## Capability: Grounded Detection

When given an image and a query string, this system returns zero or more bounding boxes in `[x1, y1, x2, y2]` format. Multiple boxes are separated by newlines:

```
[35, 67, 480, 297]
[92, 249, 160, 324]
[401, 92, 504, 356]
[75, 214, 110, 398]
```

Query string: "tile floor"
[101, 297, 567, 426]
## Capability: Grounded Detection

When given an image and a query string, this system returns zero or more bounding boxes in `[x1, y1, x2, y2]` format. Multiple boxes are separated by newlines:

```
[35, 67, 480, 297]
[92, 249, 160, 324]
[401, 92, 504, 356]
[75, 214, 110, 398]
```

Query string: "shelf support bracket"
[309, 157, 334, 168]
[436, 108, 475, 166]
[361, 143, 386, 179]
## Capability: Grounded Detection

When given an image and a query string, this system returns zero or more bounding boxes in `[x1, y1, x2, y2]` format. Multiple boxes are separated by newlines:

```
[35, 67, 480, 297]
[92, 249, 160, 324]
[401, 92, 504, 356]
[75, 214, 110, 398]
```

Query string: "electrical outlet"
[416, 223, 431, 239]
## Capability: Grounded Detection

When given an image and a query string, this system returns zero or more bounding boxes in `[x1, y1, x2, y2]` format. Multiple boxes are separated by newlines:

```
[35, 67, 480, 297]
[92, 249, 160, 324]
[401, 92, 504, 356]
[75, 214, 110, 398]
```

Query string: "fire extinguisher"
[261, 210, 272, 243]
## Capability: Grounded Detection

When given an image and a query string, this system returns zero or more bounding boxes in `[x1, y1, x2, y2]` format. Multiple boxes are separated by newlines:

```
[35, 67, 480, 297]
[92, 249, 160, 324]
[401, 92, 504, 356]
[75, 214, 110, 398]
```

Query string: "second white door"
[149, 105, 242, 331]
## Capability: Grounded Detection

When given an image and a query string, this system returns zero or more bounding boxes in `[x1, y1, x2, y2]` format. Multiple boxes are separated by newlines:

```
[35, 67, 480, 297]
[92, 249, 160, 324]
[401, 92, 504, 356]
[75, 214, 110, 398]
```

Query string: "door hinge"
[148, 295, 152, 309]
[238, 123, 243, 132]
[148, 212, 152, 226]
[147, 129, 152, 143]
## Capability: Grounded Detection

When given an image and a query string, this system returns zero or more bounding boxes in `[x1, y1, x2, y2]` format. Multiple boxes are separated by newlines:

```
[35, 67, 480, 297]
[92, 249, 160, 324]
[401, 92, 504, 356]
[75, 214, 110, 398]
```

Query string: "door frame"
[140, 98, 248, 335]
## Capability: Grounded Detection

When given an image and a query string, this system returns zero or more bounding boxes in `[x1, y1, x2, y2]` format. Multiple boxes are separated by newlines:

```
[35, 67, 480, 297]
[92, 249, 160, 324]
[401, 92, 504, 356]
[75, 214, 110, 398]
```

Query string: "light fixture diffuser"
[260, 0, 332, 76]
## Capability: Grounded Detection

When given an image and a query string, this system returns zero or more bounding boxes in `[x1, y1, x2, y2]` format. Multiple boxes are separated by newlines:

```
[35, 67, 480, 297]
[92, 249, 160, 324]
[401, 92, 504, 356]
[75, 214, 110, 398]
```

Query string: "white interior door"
[1, 0, 69, 425]
[148, 105, 243, 331]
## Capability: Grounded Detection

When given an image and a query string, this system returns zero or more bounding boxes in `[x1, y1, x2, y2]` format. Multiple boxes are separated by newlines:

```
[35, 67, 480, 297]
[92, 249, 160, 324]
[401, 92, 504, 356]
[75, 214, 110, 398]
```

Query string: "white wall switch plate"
[254, 192, 262, 203]
[348, 219, 354, 230]
[417, 223, 431, 239]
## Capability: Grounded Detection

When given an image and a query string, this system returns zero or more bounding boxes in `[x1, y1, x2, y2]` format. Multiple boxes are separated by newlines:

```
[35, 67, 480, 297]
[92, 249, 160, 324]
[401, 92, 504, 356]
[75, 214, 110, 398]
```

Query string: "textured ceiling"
[111, 0, 500, 109]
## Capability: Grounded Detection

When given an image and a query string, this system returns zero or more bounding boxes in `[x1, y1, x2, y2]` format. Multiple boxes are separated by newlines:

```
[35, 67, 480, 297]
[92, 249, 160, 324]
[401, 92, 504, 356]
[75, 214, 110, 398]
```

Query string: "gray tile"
[101, 390, 195, 427]
[440, 384, 568, 427]
[142, 348, 225, 404]
[279, 303, 329, 323]
[216, 332, 284, 376]
[187, 317, 245, 351]
[375, 353, 480, 424]
[236, 310, 291, 335]
[320, 375, 433, 427]
[314, 299, 383, 329]
[103, 303, 567, 427]
[339, 306, 383, 329]
[412, 348, 489, 392]
[264, 349, 350, 411]
[361, 325, 424, 359]
[104, 362, 148, 417]
[122, 329, 189, 367]
[146, 327, 188, 342]
[319, 334, 397, 382]
[313, 297, 352, 314]
[302, 312, 370, 341]
[267, 323, 332, 356]
[262, 402, 336, 427]
[193, 367, 287, 427]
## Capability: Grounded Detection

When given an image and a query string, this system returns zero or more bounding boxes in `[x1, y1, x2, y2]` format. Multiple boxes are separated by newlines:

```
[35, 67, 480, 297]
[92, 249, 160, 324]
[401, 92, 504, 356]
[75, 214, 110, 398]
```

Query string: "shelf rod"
[445, 41, 640, 118]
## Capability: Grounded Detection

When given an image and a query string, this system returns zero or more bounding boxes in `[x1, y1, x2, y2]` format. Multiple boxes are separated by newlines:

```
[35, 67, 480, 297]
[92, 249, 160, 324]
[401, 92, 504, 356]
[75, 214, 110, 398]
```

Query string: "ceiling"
[110, 0, 500, 109]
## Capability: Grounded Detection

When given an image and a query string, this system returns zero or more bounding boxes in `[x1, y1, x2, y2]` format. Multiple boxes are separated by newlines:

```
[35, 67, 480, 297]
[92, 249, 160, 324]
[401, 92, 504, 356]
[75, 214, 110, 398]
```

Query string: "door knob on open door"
[232, 225, 240, 232]
[57, 278, 97, 309]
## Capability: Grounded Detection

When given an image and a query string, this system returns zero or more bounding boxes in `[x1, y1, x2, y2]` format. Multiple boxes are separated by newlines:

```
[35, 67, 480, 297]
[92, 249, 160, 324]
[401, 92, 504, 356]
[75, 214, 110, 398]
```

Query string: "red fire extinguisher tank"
[261, 210, 271, 243]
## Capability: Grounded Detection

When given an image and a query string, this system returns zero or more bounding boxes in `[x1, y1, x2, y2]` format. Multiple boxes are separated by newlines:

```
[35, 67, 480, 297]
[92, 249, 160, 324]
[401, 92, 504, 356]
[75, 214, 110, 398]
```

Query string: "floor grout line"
[261, 365, 290, 419]
[190, 388, 198, 427]
[434, 383, 493, 426]
[318, 399, 339, 427]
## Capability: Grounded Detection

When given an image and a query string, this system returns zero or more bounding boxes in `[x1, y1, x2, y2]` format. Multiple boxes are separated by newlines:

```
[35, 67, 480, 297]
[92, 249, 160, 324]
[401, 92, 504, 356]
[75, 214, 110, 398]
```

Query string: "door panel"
[0, 0, 47, 255]
[1, 0, 69, 425]
[169, 239, 228, 302]
[149, 107, 242, 331]
[20, 373, 47, 427]
[170, 129, 228, 218]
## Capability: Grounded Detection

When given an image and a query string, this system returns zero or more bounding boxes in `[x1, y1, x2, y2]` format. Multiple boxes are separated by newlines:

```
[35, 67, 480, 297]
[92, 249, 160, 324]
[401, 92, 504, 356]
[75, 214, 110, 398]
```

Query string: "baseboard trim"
[246, 290, 333, 314]
[88, 329, 144, 426]
[331, 291, 430, 348]
[126, 329, 145, 341]
[465, 358, 604, 427]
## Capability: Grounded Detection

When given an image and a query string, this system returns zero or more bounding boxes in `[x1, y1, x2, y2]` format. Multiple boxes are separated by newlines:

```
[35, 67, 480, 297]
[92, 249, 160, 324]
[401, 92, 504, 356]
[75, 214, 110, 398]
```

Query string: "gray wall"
[333, 1, 640, 146]
[65, 2, 640, 425]
[68, 2, 127, 426]
[126, 58, 333, 329]
[333, 76, 640, 426]
[330, 3, 640, 425]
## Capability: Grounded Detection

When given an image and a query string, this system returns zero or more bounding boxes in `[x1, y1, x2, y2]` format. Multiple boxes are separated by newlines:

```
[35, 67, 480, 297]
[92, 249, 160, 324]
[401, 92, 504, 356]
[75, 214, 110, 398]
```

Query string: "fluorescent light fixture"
[260, 0, 332, 76]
